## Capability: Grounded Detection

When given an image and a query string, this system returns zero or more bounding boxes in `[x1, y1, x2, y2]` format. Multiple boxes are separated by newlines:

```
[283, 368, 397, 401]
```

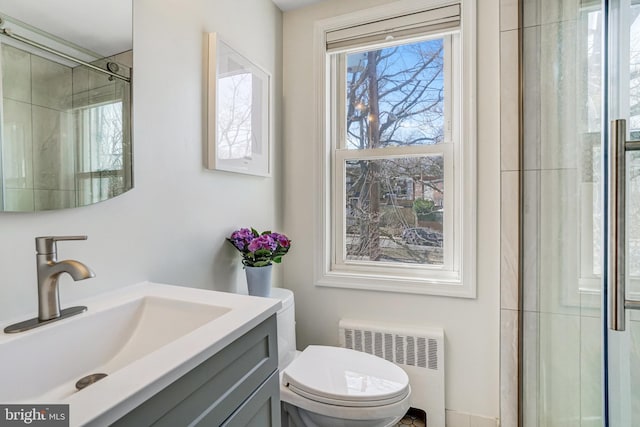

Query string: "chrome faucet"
[4, 236, 95, 333]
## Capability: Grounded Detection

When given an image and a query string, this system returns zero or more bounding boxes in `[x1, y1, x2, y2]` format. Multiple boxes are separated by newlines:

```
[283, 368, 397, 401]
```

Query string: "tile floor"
[396, 408, 427, 426]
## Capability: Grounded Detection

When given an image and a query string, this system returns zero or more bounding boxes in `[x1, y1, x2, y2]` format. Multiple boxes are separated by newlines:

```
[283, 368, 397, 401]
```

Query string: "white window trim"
[311, 0, 477, 298]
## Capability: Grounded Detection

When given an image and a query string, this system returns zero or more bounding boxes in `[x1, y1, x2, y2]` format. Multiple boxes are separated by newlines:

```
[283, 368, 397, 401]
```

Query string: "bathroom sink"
[0, 282, 281, 426]
[0, 295, 229, 402]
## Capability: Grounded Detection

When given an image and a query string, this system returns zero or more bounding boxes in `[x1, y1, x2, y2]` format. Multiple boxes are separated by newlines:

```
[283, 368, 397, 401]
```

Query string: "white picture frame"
[205, 33, 271, 177]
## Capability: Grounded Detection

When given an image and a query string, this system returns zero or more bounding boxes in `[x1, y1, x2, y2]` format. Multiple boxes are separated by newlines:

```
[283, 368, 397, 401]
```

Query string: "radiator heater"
[338, 319, 445, 427]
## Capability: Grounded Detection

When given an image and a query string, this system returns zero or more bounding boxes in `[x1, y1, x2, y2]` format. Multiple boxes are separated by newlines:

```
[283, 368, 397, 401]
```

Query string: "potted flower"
[227, 228, 291, 296]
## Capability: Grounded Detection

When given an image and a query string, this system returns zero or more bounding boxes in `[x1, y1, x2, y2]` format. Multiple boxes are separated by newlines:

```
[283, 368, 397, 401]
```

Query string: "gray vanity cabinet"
[112, 314, 280, 426]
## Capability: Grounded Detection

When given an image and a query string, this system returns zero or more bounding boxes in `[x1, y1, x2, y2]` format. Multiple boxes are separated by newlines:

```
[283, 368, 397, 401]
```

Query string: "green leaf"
[254, 261, 271, 267]
[251, 228, 259, 237]
[254, 249, 271, 257]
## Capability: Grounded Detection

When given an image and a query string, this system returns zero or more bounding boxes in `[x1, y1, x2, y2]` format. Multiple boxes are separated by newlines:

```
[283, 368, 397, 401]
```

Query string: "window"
[315, 1, 476, 297]
[75, 94, 131, 206]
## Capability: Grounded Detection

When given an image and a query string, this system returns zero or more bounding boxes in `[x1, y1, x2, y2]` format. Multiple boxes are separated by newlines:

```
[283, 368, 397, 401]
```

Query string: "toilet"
[270, 288, 411, 427]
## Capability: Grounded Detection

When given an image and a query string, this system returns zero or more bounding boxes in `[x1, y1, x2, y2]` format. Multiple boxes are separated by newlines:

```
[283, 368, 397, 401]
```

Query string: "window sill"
[316, 270, 475, 298]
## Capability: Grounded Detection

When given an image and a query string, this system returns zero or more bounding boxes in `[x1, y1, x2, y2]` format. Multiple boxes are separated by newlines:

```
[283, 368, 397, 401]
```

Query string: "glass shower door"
[607, 2, 640, 425]
[521, 0, 640, 425]
[520, 1, 607, 425]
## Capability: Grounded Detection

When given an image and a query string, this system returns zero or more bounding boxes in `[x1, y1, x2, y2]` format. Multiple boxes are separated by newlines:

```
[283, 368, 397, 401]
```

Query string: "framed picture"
[205, 33, 271, 176]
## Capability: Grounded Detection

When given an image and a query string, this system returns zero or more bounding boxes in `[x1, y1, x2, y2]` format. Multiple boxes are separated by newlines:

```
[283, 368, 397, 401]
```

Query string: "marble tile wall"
[499, 0, 520, 427]
[31, 105, 74, 192]
[2, 98, 33, 190]
[518, 1, 605, 426]
[2, 44, 31, 102]
[2, 45, 33, 211]
[1, 44, 75, 210]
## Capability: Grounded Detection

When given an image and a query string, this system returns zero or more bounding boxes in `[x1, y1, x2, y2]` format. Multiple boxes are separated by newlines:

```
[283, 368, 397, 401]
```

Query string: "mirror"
[0, 0, 133, 211]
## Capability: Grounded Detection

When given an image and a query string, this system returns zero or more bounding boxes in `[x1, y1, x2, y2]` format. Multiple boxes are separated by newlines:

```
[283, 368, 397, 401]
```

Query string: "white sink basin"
[1, 296, 229, 402]
[0, 282, 280, 426]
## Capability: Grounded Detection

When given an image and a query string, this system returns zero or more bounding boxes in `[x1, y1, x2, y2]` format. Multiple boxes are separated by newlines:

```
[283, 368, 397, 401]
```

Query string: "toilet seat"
[282, 345, 410, 408]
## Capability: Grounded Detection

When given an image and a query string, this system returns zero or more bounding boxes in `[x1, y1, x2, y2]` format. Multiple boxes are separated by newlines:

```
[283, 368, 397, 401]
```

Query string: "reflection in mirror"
[0, 1, 132, 211]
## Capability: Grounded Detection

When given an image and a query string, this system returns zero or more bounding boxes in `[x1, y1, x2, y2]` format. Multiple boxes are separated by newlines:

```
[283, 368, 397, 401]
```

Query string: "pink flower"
[248, 234, 277, 252]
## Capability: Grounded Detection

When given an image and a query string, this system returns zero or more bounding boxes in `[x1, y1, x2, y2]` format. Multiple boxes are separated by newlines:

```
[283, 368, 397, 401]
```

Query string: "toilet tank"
[270, 287, 297, 370]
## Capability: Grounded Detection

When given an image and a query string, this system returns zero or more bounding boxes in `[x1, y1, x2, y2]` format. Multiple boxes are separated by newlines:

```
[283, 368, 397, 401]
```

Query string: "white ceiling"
[0, 0, 132, 57]
[0, 0, 320, 58]
[271, 0, 326, 12]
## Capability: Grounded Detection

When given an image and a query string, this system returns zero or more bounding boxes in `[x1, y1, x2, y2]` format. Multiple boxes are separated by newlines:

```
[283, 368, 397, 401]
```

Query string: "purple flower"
[230, 228, 254, 250]
[270, 233, 291, 248]
[231, 228, 254, 240]
[227, 227, 291, 267]
[248, 234, 277, 252]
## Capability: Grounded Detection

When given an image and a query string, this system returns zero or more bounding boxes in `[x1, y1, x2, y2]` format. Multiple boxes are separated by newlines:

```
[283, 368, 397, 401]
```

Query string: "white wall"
[282, 0, 501, 419]
[0, 0, 283, 320]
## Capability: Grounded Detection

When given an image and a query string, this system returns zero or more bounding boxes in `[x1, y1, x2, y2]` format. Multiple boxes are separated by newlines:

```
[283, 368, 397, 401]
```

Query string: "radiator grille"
[428, 338, 438, 370]
[407, 336, 416, 366]
[364, 330, 373, 353]
[418, 337, 427, 368]
[345, 329, 353, 349]
[384, 333, 393, 361]
[339, 325, 439, 370]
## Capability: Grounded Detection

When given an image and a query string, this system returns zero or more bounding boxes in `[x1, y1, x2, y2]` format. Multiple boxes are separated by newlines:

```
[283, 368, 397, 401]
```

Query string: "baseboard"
[445, 410, 499, 427]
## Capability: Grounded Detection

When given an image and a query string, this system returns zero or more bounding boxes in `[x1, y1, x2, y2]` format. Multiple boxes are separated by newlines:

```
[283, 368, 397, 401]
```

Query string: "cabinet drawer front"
[219, 370, 281, 427]
[112, 314, 277, 427]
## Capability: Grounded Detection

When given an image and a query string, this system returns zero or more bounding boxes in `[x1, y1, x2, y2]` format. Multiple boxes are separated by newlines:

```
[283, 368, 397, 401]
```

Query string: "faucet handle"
[35, 235, 88, 255]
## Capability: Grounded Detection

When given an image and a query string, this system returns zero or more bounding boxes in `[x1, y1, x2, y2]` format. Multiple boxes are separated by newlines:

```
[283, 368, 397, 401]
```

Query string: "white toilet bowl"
[271, 288, 411, 427]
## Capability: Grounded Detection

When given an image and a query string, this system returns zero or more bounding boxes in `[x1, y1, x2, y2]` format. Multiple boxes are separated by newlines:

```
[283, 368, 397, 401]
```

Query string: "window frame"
[312, 0, 477, 298]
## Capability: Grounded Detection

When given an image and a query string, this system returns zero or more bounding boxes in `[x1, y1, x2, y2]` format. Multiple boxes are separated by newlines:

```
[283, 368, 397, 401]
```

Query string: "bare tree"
[344, 39, 446, 262]
[217, 73, 253, 159]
